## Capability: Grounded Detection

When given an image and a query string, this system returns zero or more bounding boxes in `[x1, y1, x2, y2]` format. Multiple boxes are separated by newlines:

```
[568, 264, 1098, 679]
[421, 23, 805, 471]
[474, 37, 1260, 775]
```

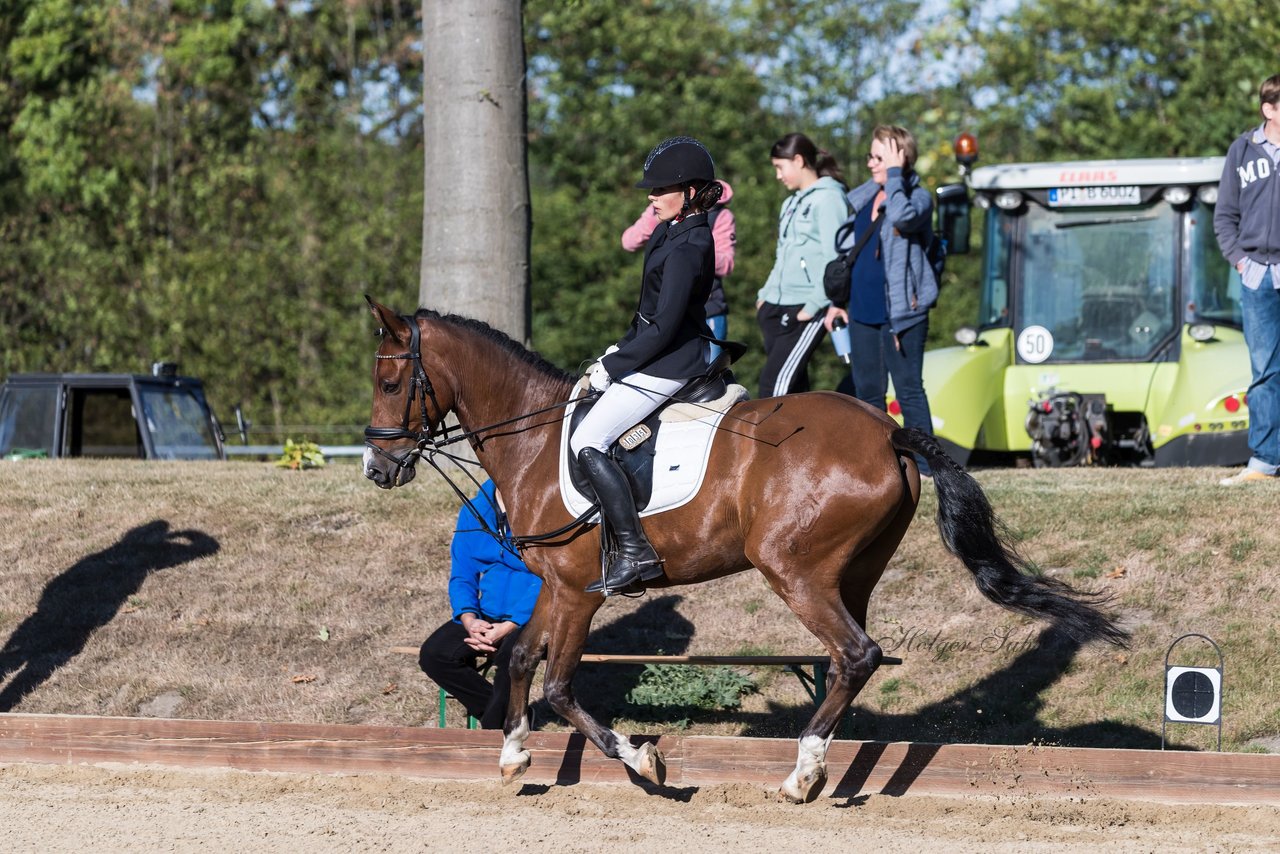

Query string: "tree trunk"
[420, 0, 531, 345]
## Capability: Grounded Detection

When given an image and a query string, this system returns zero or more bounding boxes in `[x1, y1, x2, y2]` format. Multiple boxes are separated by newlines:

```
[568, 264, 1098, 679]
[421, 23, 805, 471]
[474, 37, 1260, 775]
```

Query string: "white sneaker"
[1219, 468, 1277, 486]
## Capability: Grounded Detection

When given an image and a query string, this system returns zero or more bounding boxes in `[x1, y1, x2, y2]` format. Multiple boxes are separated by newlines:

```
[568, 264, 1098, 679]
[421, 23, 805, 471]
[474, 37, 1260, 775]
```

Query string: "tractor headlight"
[994, 191, 1023, 210]
[1188, 323, 1216, 342]
[954, 326, 979, 346]
[1197, 185, 1218, 205]
[1162, 186, 1192, 205]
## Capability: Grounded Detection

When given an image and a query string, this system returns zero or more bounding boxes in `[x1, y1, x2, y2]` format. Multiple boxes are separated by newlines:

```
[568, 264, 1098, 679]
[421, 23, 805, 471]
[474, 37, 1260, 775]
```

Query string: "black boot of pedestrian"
[577, 447, 664, 593]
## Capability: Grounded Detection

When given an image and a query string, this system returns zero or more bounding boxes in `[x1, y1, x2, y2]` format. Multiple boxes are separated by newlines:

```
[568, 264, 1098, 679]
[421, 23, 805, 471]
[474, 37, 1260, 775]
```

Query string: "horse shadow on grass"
[0, 519, 219, 712]
[842, 628, 1165, 747]
[730, 628, 1174, 749]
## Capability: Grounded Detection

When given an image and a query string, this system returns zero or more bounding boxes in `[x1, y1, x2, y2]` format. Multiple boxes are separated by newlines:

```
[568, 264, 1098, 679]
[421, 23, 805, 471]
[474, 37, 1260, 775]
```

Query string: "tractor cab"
[910, 136, 1249, 467]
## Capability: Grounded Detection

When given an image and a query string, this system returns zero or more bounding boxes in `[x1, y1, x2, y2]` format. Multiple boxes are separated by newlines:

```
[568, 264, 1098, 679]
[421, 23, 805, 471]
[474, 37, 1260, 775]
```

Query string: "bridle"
[363, 316, 448, 485]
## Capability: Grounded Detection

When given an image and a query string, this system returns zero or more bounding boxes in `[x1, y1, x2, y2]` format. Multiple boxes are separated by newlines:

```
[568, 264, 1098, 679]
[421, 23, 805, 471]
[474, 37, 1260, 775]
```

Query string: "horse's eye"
[374, 327, 384, 337]
[382, 381, 399, 395]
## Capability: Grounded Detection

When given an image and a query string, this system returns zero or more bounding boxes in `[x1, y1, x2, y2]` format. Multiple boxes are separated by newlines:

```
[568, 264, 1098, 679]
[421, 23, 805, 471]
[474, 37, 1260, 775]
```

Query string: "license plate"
[1047, 185, 1141, 207]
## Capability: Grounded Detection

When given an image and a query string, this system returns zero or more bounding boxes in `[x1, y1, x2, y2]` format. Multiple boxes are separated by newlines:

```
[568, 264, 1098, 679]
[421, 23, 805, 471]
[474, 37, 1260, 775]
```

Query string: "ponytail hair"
[689, 180, 722, 212]
[770, 132, 844, 185]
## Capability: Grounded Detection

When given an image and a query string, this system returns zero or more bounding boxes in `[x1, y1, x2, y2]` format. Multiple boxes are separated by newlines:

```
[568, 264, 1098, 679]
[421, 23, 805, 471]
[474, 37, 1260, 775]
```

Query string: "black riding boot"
[577, 447, 664, 593]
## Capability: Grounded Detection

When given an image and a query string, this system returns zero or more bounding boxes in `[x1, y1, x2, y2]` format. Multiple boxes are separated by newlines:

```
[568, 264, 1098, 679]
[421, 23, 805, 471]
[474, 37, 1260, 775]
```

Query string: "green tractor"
[897, 135, 1250, 468]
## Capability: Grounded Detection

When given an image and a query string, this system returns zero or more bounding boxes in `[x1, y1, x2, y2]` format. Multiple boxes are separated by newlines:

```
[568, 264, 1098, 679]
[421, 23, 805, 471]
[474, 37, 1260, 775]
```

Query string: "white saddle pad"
[559, 383, 748, 520]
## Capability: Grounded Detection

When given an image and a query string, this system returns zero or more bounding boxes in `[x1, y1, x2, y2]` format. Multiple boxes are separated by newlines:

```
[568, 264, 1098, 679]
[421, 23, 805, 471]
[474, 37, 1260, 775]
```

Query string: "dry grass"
[0, 460, 1276, 752]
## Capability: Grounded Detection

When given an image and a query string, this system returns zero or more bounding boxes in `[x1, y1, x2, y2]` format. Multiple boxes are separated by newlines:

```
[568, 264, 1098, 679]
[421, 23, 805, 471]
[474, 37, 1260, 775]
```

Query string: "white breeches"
[570, 371, 685, 455]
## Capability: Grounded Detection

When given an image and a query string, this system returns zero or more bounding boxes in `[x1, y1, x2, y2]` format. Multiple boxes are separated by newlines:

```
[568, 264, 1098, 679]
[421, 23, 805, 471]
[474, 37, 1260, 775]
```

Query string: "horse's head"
[362, 297, 455, 489]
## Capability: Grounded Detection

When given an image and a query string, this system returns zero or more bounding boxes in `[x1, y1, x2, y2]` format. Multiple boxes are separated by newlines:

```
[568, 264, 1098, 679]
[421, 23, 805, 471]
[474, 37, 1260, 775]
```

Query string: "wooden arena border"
[0, 713, 1276, 805]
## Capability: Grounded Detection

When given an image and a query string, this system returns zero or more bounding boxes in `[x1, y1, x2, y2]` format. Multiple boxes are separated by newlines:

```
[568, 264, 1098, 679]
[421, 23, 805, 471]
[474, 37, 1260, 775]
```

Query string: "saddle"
[567, 351, 742, 512]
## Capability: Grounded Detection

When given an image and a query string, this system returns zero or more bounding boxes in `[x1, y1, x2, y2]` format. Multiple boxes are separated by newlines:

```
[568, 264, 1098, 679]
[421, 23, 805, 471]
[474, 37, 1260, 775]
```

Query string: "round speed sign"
[1017, 325, 1054, 364]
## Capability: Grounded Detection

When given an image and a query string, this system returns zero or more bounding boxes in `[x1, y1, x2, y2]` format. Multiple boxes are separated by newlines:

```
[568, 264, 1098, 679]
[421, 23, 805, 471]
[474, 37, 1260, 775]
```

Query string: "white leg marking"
[499, 714, 531, 777]
[781, 733, 833, 802]
[611, 729, 665, 785]
[610, 729, 641, 769]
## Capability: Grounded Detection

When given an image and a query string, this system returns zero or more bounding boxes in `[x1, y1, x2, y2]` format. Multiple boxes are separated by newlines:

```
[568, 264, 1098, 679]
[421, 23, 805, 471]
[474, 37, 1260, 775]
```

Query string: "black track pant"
[757, 302, 827, 398]
[419, 620, 522, 729]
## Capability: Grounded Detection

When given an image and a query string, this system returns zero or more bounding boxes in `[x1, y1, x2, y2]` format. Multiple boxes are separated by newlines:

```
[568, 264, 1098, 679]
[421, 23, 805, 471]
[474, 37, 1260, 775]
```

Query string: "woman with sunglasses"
[756, 132, 849, 398]
[825, 124, 939, 474]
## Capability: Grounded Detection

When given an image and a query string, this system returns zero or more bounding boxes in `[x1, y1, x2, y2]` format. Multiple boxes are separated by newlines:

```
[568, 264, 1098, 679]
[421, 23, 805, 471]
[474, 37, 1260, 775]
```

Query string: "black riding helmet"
[636, 136, 716, 189]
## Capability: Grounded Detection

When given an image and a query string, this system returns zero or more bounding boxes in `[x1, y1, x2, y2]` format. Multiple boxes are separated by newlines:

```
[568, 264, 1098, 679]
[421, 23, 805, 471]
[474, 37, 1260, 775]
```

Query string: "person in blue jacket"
[418, 480, 542, 729]
[825, 124, 939, 475]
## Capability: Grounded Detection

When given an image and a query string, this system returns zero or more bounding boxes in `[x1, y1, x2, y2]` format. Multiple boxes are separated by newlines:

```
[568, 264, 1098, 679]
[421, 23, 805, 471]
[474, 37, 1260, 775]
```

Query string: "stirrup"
[585, 556, 664, 595]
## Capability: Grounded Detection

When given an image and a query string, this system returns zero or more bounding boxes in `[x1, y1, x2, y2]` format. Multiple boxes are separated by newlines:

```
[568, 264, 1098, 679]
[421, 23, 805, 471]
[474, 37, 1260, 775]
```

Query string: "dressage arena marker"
[1163, 633, 1224, 751]
[1, 713, 1277, 806]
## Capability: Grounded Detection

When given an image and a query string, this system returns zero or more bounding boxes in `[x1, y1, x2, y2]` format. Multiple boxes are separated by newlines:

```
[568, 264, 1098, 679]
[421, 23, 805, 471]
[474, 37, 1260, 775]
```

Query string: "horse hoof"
[778, 766, 827, 803]
[500, 754, 530, 786]
[635, 742, 666, 786]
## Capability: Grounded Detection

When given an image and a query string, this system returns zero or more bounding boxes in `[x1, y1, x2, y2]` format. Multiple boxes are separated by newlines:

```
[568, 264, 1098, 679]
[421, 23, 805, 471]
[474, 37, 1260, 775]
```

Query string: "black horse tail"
[892, 428, 1130, 648]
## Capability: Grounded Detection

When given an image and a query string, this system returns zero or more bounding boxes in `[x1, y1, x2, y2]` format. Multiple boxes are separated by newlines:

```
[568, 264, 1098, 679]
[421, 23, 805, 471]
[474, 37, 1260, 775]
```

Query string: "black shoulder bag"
[823, 207, 882, 306]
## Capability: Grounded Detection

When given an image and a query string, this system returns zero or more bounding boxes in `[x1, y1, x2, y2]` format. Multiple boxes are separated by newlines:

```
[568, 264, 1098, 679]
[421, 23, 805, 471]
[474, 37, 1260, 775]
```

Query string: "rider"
[570, 136, 721, 594]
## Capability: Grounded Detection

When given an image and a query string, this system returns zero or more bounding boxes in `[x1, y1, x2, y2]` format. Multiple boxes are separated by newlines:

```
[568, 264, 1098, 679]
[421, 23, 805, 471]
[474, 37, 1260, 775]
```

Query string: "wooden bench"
[390, 647, 901, 729]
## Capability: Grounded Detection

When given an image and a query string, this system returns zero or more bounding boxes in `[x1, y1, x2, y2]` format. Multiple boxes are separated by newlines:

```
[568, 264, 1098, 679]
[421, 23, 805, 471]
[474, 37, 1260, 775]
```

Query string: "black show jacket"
[602, 214, 714, 381]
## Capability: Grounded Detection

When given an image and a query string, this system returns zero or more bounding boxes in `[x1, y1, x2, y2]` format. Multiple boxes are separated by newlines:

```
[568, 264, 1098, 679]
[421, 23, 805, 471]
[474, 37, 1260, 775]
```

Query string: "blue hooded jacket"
[840, 168, 938, 333]
[447, 480, 542, 625]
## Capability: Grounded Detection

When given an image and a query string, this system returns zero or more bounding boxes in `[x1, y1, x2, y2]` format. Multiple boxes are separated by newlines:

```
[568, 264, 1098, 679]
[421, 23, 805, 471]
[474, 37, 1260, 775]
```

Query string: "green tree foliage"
[966, 0, 1273, 162]
[0, 1, 423, 437]
[5, 1, 1278, 435]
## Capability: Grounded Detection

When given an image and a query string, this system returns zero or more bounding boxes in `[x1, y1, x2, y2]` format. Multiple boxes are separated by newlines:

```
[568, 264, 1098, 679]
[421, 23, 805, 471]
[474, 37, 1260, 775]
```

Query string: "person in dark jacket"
[622, 179, 737, 361]
[1214, 73, 1280, 485]
[570, 136, 720, 595]
[419, 480, 542, 729]
[825, 124, 938, 474]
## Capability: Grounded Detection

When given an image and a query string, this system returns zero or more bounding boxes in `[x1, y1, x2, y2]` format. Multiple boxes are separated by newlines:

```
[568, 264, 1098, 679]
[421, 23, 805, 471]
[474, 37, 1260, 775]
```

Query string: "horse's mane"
[415, 308, 576, 385]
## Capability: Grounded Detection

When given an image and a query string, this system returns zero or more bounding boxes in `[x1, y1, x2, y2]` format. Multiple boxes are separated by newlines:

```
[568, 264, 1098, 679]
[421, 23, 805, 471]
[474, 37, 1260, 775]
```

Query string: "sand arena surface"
[2, 762, 1279, 852]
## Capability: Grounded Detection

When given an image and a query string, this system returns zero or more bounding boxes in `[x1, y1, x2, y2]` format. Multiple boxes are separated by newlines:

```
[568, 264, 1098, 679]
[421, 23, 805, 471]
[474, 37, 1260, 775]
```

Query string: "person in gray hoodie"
[825, 124, 939, 474]
[1214, 73, 1280, 485]
[756, 133, 848, 397]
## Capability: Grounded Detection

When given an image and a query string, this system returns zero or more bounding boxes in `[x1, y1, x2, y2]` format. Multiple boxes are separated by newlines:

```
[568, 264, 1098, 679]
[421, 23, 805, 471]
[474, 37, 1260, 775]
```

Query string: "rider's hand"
[588, 361, 612, 392]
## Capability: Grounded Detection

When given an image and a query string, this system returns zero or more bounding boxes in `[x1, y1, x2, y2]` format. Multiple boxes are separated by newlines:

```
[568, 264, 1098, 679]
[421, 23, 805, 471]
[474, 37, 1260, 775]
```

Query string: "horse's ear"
[366, 296, 410, 345]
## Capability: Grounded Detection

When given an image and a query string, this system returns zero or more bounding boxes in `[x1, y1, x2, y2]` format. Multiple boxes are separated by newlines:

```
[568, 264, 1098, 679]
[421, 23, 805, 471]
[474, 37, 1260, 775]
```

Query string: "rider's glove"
[588, 361, 612, 392]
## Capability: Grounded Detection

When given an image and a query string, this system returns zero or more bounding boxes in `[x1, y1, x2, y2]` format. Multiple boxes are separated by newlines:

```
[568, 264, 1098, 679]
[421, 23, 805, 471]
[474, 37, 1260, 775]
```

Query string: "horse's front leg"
[498, 596, 550, 785]
[539, 584, 665, 786]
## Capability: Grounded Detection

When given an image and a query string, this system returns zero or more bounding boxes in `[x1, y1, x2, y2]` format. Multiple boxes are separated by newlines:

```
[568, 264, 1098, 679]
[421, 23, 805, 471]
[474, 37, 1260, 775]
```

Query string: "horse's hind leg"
[775, 498, 916, 802]
[775, 590, 881, 803]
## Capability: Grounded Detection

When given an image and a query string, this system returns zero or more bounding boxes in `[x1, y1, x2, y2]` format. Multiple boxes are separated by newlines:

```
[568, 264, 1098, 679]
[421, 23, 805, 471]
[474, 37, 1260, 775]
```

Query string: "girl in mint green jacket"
[756, 133, 848, 397]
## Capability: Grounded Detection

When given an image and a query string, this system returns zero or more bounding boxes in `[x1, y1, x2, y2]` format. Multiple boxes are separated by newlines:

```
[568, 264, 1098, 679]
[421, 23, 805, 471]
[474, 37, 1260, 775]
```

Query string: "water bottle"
[830, 317, 852, 364]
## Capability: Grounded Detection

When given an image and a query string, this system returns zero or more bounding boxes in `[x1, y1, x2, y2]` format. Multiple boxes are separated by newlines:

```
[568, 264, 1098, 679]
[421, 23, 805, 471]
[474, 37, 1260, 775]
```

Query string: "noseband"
[363, 317, 446, 480]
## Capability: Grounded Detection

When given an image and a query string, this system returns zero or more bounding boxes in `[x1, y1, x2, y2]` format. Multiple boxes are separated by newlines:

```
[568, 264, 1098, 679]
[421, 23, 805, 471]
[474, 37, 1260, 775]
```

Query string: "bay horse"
[361, 299, 1128, 802]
